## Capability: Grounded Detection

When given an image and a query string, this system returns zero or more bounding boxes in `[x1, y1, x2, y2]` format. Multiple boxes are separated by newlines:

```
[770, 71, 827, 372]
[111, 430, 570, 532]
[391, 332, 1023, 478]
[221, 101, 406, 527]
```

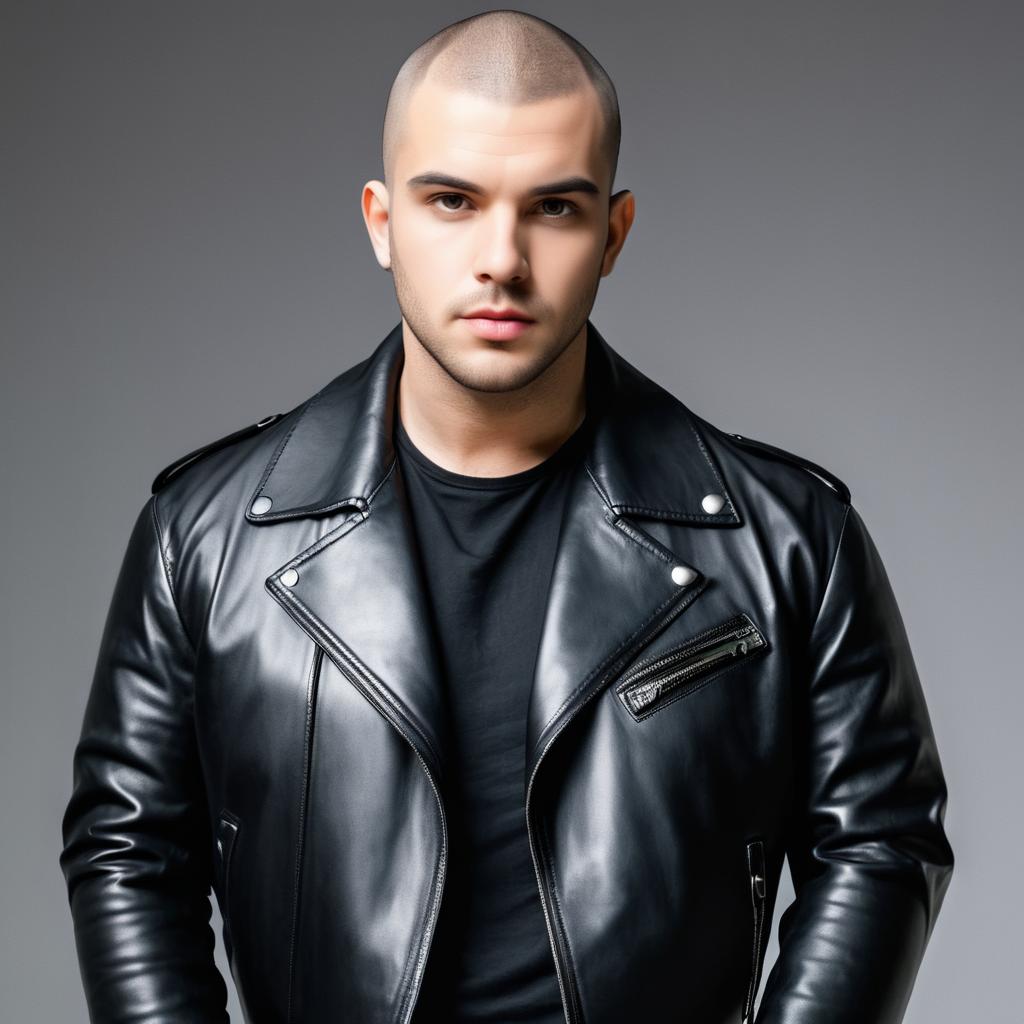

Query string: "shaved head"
[382, 10, 621, 194]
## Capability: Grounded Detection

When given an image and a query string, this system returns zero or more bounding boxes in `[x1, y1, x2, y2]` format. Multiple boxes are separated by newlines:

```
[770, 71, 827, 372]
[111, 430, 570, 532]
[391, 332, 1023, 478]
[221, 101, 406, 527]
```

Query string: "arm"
[59, 494, 229, 1022]
[755, 503, 955, 1023]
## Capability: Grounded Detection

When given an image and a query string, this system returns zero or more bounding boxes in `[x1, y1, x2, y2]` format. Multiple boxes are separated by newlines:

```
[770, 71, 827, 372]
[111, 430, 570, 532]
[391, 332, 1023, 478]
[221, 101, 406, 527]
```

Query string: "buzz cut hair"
[381, 9, 621, 195]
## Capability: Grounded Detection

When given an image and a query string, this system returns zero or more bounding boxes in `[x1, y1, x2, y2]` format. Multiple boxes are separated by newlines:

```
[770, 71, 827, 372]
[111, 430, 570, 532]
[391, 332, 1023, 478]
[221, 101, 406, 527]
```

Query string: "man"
[59, 10, 954, 1024]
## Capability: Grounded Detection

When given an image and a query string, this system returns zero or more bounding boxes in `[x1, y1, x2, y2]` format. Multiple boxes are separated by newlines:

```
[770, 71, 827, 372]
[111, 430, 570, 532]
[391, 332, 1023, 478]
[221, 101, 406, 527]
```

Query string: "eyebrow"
[406, 171, 600, 198]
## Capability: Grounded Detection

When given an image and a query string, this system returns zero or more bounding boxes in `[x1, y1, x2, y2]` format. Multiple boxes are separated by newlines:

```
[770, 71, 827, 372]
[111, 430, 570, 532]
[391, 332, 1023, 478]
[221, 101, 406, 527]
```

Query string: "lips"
[460, 315, 535, 341]
[461, 308, 534, 322]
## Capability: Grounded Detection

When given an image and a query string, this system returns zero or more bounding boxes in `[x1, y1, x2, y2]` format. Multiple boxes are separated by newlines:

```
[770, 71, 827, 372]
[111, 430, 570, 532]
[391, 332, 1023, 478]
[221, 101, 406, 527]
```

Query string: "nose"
[472, 207, 529, 285]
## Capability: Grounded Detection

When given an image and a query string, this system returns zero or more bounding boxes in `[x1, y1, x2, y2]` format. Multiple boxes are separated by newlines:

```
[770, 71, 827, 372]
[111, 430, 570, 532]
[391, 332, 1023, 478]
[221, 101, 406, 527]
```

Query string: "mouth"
[461, 308, 535, 322]
[459, 314, 536, 341]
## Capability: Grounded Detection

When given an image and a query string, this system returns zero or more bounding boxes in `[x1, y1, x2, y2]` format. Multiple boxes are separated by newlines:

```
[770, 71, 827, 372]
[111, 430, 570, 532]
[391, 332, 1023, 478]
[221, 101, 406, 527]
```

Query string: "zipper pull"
[743, 839, 768, 1021]
[748, 840, 766, 904]
[627, 680, 663, 712]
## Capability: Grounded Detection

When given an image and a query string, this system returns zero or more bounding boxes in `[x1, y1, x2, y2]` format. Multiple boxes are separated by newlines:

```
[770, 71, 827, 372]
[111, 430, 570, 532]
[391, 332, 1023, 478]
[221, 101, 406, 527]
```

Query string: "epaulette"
[729, 432, 851, 504]
[151, 413, 285, 494]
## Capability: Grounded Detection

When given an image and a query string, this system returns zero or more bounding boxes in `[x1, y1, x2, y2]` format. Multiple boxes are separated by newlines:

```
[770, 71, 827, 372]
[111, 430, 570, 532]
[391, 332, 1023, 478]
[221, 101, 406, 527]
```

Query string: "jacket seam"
[806, 501, 851, 640]
[150, 492, 198, 656]
[286, 643, 322, 1024]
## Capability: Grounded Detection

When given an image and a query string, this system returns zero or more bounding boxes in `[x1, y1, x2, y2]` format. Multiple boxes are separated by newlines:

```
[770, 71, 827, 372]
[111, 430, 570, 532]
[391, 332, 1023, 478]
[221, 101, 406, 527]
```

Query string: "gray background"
[3, 2, 1020, 1020]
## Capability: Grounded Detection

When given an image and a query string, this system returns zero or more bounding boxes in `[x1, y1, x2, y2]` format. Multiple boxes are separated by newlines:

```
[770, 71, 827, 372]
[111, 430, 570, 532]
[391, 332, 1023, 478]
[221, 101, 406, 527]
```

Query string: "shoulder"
[146, 405, 304, 600]
[150, 412, 287, 494]
[724, 430, 851, 505]
[691, 412, 852, 507]
[687, 415, 855, 619]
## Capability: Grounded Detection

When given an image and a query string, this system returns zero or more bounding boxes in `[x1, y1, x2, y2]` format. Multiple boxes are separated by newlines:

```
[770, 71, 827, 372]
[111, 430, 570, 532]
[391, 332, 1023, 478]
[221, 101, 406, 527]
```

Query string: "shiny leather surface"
[60, 320, 954, 1023]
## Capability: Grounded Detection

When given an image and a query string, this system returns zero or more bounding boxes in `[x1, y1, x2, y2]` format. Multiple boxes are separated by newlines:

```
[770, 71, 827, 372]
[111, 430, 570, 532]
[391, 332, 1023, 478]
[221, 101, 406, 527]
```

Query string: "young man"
[60, 11, 954, 1023]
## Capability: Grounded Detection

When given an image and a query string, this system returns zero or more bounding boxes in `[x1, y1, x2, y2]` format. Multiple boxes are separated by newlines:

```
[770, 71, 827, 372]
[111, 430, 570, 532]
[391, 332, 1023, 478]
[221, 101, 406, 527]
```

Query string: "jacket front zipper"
[743, 838, 767, 1021]
[618, 614, 765, 718]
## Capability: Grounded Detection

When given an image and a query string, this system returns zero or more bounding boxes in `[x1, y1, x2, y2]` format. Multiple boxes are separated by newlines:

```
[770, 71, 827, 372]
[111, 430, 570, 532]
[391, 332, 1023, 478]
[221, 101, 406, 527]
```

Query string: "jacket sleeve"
[754, 503, 955, 1023]
[59, 494, 229, 1022]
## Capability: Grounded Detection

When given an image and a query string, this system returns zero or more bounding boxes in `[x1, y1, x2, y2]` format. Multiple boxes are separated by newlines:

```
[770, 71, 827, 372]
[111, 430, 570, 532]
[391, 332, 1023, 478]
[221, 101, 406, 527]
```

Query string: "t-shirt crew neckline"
[393, 407, 591, 491]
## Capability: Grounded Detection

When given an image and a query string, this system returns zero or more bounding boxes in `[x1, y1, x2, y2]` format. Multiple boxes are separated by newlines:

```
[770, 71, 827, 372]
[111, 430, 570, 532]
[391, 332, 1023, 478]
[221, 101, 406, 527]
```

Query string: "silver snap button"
[251, 495, 273, 515]
[280, 568, 299, 587]
[671, 564, 697, 586]
[701, 493, 725, 514]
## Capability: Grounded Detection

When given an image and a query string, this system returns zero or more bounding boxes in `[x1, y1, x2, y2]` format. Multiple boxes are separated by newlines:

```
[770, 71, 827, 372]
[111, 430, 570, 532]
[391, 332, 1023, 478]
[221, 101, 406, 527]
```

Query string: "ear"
[361, 179, 392, 271]
[601, 189, 636, 277]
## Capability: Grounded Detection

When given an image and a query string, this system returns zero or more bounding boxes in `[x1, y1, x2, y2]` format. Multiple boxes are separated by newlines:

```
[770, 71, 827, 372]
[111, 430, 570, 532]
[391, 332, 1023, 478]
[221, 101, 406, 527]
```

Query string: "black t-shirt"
[396, 404, 591, 1024]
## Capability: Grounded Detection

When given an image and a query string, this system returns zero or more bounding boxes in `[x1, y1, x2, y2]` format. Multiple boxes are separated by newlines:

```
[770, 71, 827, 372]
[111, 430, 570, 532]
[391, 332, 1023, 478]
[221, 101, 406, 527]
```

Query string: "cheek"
[531, 232, 602, 286]
[394, 222, 461, 282]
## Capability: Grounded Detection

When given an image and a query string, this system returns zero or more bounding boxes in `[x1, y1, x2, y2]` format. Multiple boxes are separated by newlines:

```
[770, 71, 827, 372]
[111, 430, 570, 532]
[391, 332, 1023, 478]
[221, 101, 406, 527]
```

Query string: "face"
[363, 74, 634, 394]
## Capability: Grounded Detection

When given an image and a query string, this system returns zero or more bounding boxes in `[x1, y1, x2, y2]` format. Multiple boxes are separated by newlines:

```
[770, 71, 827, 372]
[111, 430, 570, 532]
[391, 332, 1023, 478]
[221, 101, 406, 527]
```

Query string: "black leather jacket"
[60, 320, 954, 1023]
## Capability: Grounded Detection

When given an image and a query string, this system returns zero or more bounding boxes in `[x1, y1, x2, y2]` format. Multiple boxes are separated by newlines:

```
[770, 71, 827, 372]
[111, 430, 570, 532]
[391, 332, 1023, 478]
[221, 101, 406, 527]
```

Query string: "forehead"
[401, 76, 605, 180]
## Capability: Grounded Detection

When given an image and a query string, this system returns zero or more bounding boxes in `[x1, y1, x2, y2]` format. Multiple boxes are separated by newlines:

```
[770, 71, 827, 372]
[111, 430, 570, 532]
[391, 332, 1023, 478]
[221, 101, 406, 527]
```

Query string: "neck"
[396, 320, 588, 478]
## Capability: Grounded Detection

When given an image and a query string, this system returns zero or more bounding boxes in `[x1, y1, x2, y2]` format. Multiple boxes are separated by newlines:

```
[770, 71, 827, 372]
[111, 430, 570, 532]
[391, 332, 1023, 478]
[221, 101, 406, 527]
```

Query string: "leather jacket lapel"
[524, 462, 711, 783]
[265, 464, 452, 785]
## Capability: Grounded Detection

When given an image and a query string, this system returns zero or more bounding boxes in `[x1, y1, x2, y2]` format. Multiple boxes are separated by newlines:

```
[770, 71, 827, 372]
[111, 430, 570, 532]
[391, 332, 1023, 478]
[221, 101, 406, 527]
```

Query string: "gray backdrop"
[4, 2, 1020, 1020]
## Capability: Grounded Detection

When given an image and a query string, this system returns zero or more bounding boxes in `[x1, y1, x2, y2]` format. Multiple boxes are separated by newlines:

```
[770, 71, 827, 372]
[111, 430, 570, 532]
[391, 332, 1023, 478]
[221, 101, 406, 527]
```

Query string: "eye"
[430, 193, 470, 213]
[427, 194, 578, 219]
[537, 198, 577, 218]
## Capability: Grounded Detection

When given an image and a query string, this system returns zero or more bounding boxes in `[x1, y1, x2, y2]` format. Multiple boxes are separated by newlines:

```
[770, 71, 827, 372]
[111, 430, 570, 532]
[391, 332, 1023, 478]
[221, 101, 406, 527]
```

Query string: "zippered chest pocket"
[615, 613, 768, 721]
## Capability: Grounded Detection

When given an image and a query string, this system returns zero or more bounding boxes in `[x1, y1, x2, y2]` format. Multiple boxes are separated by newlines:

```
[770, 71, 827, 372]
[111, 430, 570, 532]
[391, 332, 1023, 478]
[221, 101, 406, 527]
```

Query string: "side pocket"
[215, 810, 241, 963]
[743, 838, 767, 1021]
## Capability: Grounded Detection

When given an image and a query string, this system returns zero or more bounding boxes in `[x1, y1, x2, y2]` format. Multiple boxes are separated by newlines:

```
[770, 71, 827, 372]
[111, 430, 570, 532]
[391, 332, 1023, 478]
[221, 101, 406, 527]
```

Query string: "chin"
[464, 353, 552, 393]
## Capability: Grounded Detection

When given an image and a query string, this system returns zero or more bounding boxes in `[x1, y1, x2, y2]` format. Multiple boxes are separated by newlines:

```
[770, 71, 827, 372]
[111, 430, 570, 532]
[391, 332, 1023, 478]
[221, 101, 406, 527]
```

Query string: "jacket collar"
[244, 319, 740, 528]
